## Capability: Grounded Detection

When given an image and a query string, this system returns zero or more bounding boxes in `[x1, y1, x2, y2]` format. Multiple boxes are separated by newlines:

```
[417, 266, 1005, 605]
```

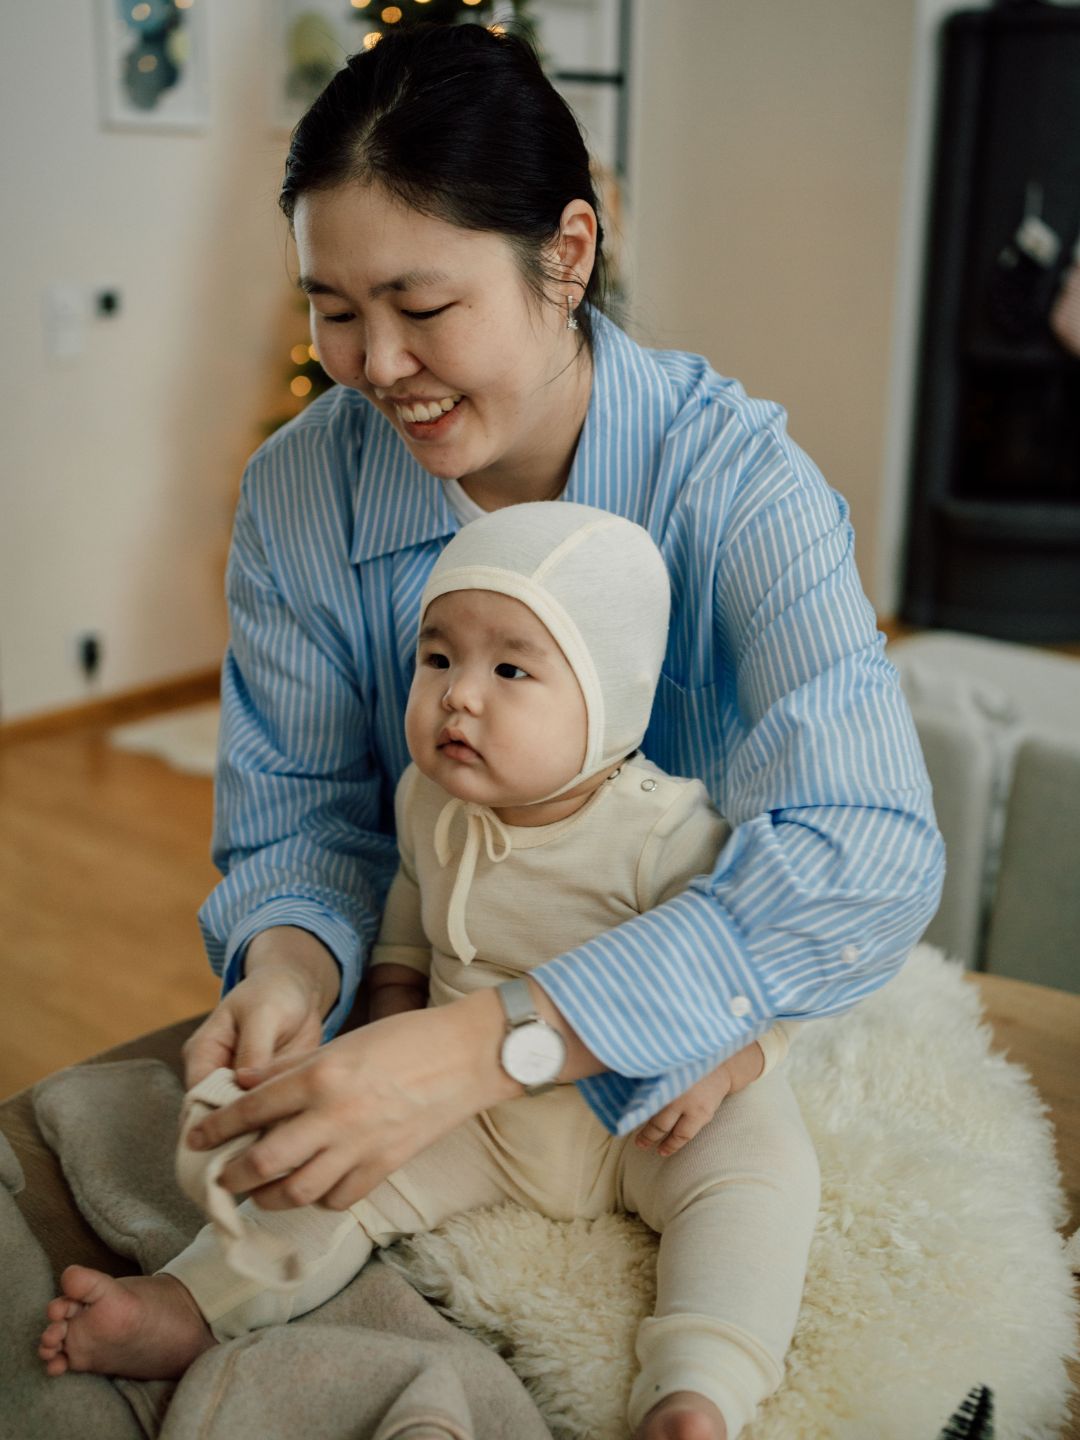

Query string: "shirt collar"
[349, 310, 660, 565]
[349, 405, 457, 565]
[563, 312, 661, 527]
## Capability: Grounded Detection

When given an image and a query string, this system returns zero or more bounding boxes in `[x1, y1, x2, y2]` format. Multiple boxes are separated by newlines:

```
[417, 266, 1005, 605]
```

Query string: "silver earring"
[565, 295, 579, 331]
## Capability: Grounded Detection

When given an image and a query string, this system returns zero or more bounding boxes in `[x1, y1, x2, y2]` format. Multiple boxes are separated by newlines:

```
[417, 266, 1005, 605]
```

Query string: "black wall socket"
[77, 633, 102, 680]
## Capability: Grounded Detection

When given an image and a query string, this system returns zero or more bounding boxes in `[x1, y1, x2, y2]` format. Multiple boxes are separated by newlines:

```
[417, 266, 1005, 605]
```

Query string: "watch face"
[501, 1021, 567, 1088]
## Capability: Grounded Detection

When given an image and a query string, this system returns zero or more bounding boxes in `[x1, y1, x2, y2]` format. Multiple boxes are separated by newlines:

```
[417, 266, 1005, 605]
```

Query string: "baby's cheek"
[403, 688, 425, 759]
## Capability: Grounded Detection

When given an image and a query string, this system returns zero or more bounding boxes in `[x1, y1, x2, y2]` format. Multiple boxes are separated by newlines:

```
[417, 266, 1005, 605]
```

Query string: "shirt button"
[729, 995, 751, 1018]
[840, 945, 859, 965]
[640, 779, 657, 792]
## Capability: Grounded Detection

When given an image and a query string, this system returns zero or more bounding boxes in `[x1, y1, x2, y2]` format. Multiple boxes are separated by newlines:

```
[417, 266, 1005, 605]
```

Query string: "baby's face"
[405, 589, 587, 812]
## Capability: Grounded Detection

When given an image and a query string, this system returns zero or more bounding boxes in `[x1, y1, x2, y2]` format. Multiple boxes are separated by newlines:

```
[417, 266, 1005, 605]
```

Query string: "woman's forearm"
[454, 980, 606, 1091]
[243, 926, 341, 1019]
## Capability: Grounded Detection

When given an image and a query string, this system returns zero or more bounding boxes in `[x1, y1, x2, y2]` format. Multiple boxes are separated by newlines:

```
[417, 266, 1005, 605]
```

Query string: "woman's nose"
[361, 323, 421, 390]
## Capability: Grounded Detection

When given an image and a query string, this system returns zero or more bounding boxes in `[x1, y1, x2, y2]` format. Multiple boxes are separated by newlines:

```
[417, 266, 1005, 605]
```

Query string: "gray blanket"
[1, 1060, 553, 1440]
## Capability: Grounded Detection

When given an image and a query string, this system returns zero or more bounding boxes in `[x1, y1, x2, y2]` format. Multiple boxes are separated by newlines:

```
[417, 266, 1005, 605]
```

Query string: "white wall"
[0, 2, 985, 721]
[627, 0, 918, 608]
[0, 2, 295, 721]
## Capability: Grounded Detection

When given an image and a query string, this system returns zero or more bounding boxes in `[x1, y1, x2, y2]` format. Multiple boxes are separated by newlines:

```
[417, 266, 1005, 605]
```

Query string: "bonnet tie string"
[433, 797, 512, 964]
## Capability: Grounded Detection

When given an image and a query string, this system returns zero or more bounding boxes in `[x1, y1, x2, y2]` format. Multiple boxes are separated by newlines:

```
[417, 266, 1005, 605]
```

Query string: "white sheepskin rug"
[385, 946, 1078, 1439]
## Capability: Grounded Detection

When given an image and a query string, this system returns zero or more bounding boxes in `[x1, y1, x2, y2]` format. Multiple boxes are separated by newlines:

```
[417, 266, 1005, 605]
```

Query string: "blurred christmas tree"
[351, 0, 535, 49]
[264, 326, 334, 436]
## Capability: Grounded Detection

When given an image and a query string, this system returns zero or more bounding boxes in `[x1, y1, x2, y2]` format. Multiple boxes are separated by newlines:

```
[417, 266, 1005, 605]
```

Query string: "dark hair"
[279, 23, 607, 349]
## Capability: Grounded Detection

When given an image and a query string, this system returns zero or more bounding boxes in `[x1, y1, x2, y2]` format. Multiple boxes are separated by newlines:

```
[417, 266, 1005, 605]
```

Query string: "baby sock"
[175, 1068, 315, 1291]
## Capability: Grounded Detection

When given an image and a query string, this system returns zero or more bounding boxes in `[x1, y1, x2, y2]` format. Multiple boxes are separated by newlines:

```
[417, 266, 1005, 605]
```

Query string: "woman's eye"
[321, 313, 354, 325]
[495, 663, 528, 680]
[403, 305, 450, 321]
[425, 652, 450, 670]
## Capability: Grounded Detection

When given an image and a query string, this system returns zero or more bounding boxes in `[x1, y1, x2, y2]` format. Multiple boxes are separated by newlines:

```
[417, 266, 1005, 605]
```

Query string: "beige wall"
[627, 0, 917, 607]
[2, 2, 954, 720]
[0, 2, 294, 721]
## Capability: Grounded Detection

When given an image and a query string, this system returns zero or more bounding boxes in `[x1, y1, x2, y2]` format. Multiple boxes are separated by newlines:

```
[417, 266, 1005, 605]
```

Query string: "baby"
[40, 503, 819, 1440]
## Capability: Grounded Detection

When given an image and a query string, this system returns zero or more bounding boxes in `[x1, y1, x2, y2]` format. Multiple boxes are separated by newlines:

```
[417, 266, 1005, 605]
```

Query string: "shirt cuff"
[223, 898, 362, 1040]
[533, 885, 776, 1134]
[535, 885, 772, 1070]
[576, 1056, 739, 1136]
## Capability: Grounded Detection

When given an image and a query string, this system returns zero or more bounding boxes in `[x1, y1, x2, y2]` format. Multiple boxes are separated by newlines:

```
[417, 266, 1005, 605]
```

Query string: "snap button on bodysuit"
[640, 779, 657, 792]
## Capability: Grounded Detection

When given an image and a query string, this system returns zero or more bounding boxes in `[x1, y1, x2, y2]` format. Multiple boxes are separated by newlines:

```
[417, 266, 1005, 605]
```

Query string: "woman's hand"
[182, 926, 340, 1089]
[183, 977, 602, 1211]
[184, 989, 521, 1211]
[634, 1040, 765, 1157]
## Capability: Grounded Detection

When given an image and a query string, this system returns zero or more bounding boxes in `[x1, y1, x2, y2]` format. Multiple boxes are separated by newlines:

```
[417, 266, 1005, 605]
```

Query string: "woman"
[176, 18, 941, 1425]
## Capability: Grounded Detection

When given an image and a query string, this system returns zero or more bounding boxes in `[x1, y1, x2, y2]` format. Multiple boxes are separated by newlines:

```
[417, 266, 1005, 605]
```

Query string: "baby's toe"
[39, 1319, 67, 1351]
[59, 1265, 107, 1304]
[46, 1296, 79, 1323]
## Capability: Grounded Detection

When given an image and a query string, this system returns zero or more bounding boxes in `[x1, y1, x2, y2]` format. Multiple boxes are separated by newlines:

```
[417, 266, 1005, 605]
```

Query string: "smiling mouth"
[394, 395, 463, 425]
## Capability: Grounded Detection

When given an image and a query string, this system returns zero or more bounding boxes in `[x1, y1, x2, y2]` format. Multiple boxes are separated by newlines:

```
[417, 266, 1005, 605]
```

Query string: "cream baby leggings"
[162, 1070, 819, 1439]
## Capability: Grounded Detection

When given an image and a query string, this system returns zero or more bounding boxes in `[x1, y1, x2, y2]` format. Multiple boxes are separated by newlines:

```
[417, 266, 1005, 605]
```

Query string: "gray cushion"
[984, 731, 1080, 993]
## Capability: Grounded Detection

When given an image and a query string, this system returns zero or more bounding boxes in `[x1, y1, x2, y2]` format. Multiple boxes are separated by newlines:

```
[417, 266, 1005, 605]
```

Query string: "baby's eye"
[425, 652, 450, 670]
[494, 663, 528, 680]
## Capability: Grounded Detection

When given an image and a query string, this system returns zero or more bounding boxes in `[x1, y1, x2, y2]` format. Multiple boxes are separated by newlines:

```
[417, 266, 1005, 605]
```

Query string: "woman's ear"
[552, 199, 598, 298]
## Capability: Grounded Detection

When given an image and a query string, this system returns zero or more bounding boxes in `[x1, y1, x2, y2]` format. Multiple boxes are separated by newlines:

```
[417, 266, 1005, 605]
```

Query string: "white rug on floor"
[385, 946, 1078, 1440]
[109, 703, 219, 777]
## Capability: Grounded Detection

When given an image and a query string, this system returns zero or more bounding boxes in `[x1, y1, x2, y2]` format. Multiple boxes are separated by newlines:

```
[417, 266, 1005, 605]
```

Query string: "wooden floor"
[2, 704, 1077, 1429]
[0, 722, 221, 1098]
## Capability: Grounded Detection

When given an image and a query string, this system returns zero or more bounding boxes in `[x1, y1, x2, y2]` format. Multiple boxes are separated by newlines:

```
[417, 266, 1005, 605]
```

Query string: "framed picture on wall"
[95, 0, 211, 132]
[269, 1, 360, 134]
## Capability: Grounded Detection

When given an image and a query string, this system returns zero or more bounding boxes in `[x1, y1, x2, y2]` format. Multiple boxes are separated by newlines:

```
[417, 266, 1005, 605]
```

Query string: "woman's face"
[293, 182, 588, 492]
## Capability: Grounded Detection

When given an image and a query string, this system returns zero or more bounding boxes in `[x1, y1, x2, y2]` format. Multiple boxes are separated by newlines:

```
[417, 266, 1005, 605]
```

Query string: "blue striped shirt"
[200, 311, 944, 1135]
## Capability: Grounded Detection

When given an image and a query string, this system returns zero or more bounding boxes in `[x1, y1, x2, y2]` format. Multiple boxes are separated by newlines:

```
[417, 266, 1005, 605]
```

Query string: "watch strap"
[496, 978, 564, 1096]
[497, 976, 539, 1028]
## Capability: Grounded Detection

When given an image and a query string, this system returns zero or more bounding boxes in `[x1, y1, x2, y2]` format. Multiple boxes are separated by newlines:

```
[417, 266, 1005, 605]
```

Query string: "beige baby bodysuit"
[372, 752, 795, 1076]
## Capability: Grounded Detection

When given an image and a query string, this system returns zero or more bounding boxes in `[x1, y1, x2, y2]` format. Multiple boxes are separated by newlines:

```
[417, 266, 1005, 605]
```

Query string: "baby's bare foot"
[633, 1390, 728, 1440]
[38, 1266, 215, 1380]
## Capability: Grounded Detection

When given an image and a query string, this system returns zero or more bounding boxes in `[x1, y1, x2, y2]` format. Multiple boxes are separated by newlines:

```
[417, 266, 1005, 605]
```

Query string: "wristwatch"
[496, 978, 567, 1095]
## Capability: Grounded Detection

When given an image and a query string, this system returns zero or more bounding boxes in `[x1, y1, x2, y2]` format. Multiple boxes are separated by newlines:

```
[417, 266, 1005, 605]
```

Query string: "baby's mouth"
[438, 727, 480, 761]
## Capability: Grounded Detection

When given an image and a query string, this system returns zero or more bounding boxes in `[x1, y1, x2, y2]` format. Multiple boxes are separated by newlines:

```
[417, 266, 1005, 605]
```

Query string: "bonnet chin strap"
[433, 797, 513, 964]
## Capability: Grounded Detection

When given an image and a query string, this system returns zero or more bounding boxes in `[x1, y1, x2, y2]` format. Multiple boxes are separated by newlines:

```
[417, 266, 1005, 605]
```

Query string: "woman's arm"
[532, 419, 945, 1135]
[197, 463, 398, 1051]
[185, 975, 603, 1209]
[183, 925, 340, 1086]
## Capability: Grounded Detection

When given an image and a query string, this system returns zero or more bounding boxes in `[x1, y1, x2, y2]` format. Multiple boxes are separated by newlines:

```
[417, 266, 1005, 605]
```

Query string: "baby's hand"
[366, 963, 429, 1023]
[634, 1066, 734, 1156]
[634, 1040, 765, 1157]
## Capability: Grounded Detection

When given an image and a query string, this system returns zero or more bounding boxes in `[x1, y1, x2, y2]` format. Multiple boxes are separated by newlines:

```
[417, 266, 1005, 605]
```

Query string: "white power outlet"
[43, 283, 123, 362]
[43, 284, 88, 361]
